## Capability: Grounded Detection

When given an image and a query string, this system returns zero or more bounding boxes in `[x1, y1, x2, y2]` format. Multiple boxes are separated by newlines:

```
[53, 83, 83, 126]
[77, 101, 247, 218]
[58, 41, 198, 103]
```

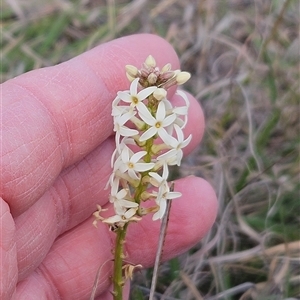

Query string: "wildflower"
[138, 101, 176, 143]
[95, 55, 191, 226]
[113, 110, 139, 150]
[102, 207, 141, 227]
[157, 124, 192, 166]
[114, 145, 155, 180]
[117, 78, 157, 110]
[93, 55, 192, 300]
[149, 164, 182, 220]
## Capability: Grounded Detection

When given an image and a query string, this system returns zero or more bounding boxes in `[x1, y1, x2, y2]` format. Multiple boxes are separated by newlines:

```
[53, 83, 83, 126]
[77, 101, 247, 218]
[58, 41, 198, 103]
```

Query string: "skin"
[0, 34, 218, 300]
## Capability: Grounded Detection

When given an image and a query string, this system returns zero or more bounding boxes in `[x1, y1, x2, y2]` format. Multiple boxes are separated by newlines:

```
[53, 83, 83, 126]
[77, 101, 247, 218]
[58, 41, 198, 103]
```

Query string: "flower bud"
[160, 70, 175, 82]
[176, 71, 191, 85]
[147, 73, 157, 85]
[126, 72, 135, 82]
[161, 63, 171, 73]
[125, 65, 139, 78]
[153, 88, 167, 101]
[145, 55, 156, 68]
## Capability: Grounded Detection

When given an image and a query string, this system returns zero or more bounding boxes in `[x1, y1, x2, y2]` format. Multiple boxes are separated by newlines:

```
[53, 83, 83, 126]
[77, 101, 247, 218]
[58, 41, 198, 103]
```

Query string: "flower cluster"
[94, 55, 191, 228]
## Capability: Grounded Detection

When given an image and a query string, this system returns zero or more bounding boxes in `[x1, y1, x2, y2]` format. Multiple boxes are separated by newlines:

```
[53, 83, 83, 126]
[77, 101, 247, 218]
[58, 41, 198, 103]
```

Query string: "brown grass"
[2, 0, 299, 299]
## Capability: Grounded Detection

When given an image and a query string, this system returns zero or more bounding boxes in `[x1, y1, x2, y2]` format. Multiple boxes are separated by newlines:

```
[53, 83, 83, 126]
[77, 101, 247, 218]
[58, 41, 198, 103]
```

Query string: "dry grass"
[2, 0, 299, 299]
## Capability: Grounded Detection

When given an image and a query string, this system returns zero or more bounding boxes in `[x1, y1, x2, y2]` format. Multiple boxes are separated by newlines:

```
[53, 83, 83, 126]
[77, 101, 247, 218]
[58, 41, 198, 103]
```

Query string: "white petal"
[136, 101, 149, 115]
[158, 128, 175, 146]
[166, 191, 182, 199]
[181, 134, 192, 148]
[173, 106, 188, 115]
[152, 200, 167, 220]
[117, 199, 138, 208]
[110, 147, 118, 168]
[105, 172, 113, 190]
[128, 168, 140, 180]
[157, 149, 177, 165]
[149, 172, 163, 186]
[156, 101, 166, 121]
[162, 99, 172, 110]
[139, 127, 157, 141]
[124, 207, 137, 219]
[166, 135, 178, 148]
[114, 201, 126, 215]
[117, 91, 132, 103]
[130, 78, 139, 95]
[112, 95, 121, 106]
[119, 127, 139, 137]
[152, 211, 160, 221]
[134, 162, 155, 172]
[138, 104, 156, 125]
[138, 86, 157, 100]
[174, 124, 184, 142]
[176, 90, 190, 108]
[117, 110, 135, 125]
[114, 155, 124, 171]
[131, 150, 147, 163]
[115, 132, 121, 150]
[174, 117, 185, 128]
[116, 188, 127, 199]
[161, 162, 169, 180]
[162, 113, 176, 127]
[121, 146, 130, 163]
[176, 150, 183, 166]
[111, 177, 120, 195]
[122, 137, 136, 146]
[112, 104, 129, 117]
[103, 215, 122, 224]
[118, 163, 128, 173]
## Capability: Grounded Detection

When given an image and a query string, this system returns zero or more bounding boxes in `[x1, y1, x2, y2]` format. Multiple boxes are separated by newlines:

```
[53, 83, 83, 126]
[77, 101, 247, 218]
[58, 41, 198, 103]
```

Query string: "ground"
[2, 0, 299, 299]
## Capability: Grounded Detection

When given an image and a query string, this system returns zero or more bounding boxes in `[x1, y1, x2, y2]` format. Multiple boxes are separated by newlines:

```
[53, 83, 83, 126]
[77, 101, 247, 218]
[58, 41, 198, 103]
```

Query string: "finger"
[125, 177, 218, 267]
[15, 176, 217, 300]
[1, 34, 180, 216]
[14, 93, 204, 280]
[0, 199, 18, 300]
[15, 137, 114, 281]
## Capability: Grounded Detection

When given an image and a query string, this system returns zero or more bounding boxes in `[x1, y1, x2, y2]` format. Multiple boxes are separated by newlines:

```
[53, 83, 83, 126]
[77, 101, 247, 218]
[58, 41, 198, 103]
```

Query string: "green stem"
[112, 96, 159, 298]
[113, 223, 128, 300]
[144, 137, 154, 163]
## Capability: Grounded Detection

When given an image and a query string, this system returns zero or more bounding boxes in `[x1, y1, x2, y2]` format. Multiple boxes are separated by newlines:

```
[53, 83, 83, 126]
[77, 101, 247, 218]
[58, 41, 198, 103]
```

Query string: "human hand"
[1, 34, 218, 300]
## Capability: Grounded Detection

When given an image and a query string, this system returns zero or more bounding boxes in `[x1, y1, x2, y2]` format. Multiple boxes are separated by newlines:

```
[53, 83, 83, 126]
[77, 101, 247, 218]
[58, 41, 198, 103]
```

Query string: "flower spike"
[93, 55, 191, 300]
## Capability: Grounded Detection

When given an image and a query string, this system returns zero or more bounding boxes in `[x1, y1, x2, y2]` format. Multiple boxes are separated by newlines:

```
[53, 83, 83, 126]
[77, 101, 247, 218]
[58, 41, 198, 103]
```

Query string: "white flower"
[102, 207, 141, 226]
[106, 138, 140, 189]
[149, 164, 181, 220]
[149, 162, 169, 187]
[111, 189, 138, 216]
[113, 110, 139, 149]
[157, 124, 192, 166]
[115, 145, 155, 180]
[117, 78, 157, 110]
[162, 90, 190, 129]
[138, 101, 176, 143]
[153, 186, 181, 220]
[111, 137, 136, 168]
[109, 178, 137, 213]
[106, 177, 139, 224]
[174, 90, 190, 128]
[112, 95, 130, 117]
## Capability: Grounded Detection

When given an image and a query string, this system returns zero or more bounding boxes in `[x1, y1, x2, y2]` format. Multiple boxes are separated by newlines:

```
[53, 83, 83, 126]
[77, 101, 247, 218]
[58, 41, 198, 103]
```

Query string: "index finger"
[1, 34, 180, 216]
